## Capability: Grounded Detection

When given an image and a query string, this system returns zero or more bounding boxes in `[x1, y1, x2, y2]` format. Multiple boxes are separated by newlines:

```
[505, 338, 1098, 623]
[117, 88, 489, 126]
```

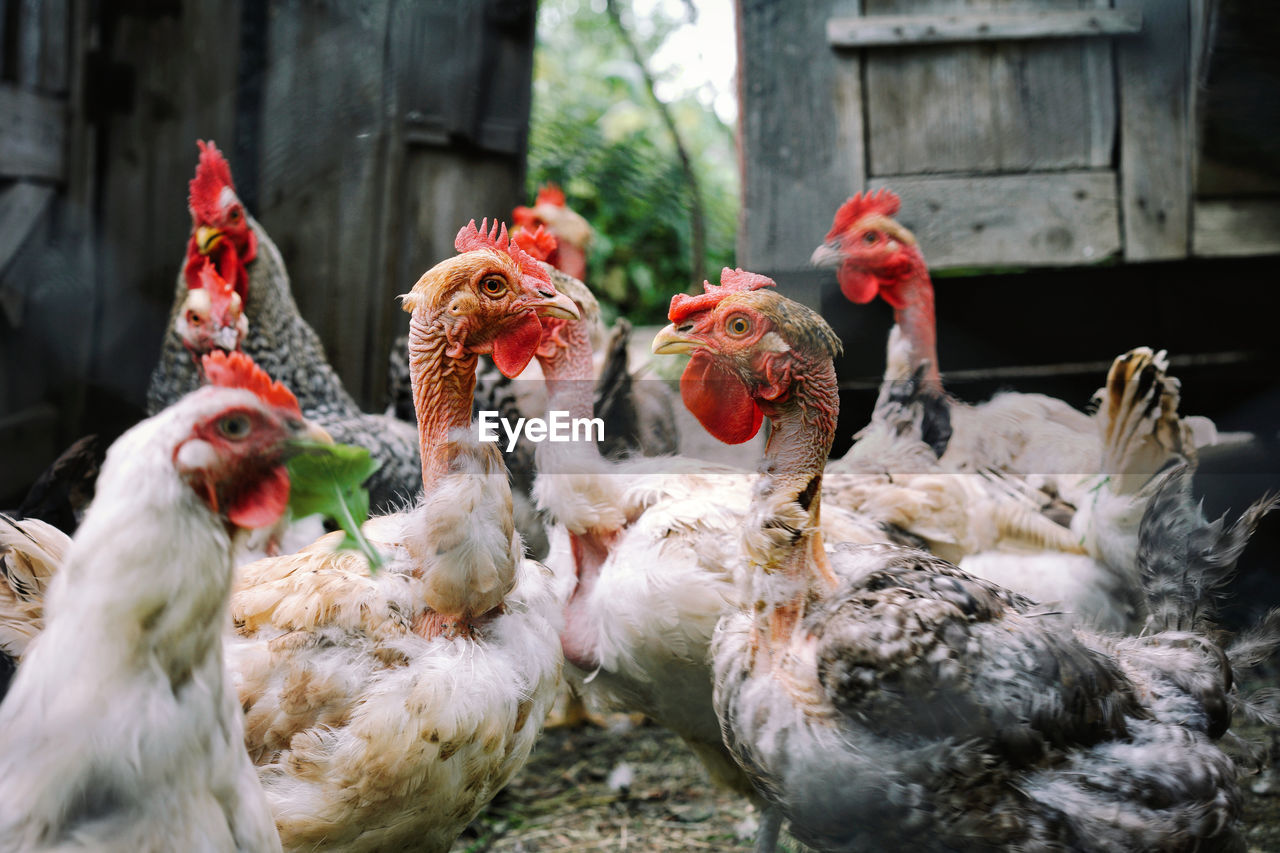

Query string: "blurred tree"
[526, 0, 739, 324]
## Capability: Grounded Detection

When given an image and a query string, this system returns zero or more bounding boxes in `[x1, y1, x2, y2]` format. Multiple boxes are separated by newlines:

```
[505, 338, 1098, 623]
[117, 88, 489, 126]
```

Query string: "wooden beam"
[1116, 0, 1192, 260]
[0, 84, 66, 180]
[1193, 200, 1280, 258]
[738, 0, 866, 271]
[0, 182, 55, 277]
[828, 10, 1142, 48]
[867, 171, 1122, 269]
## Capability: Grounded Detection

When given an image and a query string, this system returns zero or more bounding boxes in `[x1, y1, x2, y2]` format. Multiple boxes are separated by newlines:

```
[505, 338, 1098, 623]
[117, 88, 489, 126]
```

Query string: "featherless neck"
[757, 353, 839, 501]
[892, 261, 941, 391]
[410, 311, 479, 484]
[538, 321, 596, 424]
[746, 351, 840, 608]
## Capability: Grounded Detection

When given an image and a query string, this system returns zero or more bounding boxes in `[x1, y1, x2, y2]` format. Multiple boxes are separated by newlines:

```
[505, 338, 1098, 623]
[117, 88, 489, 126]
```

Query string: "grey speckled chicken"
[651, 275, 1269, 853]
[146, 141, 419, 513]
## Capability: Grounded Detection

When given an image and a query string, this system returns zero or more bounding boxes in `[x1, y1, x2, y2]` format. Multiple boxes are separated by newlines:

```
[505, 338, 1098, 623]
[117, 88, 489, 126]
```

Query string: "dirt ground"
[457, 717, 1280, 853]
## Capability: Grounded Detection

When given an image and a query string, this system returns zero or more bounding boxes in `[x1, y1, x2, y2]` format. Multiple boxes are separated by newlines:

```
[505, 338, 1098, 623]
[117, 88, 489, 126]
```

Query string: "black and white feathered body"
[148, 218, 421, 513]
[714, 542, 1249, 853]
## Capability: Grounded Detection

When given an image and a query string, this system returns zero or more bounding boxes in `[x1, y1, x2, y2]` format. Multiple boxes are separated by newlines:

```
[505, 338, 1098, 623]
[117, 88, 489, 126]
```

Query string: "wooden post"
[737, 0, 866, 271]
[1116, 0, 1192, 260]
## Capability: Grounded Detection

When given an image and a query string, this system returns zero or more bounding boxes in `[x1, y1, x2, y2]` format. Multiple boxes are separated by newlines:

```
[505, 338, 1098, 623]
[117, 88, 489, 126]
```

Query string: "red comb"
[512, 225, 558, 262]
[196, 260, 238, 326]
[668, 268, 776, 323]
[189, 140, 237, 225]
[825, 189, 901, 240]
[201, 351, 300, 417]
[511, 204, 539, 230]
[455, 218, 551, 287]
[536, 184, 566, 207]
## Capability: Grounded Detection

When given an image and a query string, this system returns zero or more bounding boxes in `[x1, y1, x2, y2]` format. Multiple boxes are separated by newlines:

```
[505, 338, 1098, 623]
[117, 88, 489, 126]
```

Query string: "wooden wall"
[737, 0, 1280, 440]
[0, 0, 537, 504]
[739, 0, 1280, 271]
[0, 0, 95, 498]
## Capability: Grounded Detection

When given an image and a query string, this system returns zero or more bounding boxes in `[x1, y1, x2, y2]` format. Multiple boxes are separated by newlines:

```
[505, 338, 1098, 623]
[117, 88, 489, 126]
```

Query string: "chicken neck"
[409, 310, 480, 485]
[538, 319, 596, 425]
[747, 349, 841, 649]
[889, 259, 941, 393]
[536, 317, 612, 671]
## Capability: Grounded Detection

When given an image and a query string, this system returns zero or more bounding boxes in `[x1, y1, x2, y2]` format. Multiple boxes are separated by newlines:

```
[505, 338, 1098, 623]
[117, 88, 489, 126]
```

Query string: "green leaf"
[285, 440, 385, 572]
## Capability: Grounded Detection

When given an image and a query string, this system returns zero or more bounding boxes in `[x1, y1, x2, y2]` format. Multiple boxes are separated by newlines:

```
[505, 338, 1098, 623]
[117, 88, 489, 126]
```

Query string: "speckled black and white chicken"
[146, 140, 420, 513]
[651, 274, 1273, 853]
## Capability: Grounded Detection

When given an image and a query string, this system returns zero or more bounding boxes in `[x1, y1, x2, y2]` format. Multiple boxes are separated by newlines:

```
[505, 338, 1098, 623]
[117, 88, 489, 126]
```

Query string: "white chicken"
[810, 188, 1212, 510]
[0, 352, 323, 852]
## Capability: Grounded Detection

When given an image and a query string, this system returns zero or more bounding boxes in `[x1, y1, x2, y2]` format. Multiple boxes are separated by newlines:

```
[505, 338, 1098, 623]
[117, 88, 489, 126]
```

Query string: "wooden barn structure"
[737, 0, 1280, 454]
[0, 0, 537, 502]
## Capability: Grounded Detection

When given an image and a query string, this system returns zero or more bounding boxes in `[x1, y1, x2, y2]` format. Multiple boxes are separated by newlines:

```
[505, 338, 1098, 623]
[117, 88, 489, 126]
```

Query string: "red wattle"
[227, 465, 291, 529]
[492, 312, 545, 377]
[838, 265, 882, 304]
[680, 352, 763, 445]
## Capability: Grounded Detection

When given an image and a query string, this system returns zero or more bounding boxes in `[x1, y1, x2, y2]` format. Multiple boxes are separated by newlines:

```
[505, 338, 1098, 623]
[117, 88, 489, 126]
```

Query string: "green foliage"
[527, 0, 739, 324]
[286, 441, 384, 571]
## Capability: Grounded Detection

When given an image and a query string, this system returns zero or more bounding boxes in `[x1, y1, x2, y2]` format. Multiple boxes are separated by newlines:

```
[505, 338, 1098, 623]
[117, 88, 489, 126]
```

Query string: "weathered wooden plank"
[91, 2, 242, 410]
[0, 84, 66, 180]
[1193, 200, 1280, 258]
[0, 404, 58, 500]
[15, 0, 39, 86]
[738, 0, 865, 271]
[829, 9, 1140, 47]
[257, 0, 392, 409]
[866, 171, 1121, 268]
[1115, 0, 1192, 260]
[863, 0, 1117, 177]
[38, 0, 68, 92]
[0, 181, 55, 276]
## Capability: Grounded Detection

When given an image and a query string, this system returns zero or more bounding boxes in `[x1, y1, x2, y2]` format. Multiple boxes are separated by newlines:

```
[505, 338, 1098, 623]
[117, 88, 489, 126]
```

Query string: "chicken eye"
[862, 231, 879, 245]
[726, 314, 752, 337]
[186, 310, 203, 326]
[217, 413, 252, 441]
[480, 276, 507, 298]
[228, 206, 243, 223]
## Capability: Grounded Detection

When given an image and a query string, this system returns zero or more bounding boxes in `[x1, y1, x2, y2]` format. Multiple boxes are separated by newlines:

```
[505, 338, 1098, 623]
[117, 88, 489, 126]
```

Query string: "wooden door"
[0, 0, 96, 500]
[739, 0, 1195, 272]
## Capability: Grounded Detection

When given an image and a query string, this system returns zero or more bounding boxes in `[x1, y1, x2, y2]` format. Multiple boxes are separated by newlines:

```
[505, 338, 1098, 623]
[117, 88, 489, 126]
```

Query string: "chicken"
[810, 190, 1213, 632]
[392, 222, 679, 559]
[222, 220, 576, 851]
[147, 140, 421, 513]
[810, 189, 1213, 510]
[0, 352, 325, 852]
[533, 269, 906, 831]
[651, 276, 1263, 852]
[822, 326, 1203, 631]
[512, 182, 593, 282]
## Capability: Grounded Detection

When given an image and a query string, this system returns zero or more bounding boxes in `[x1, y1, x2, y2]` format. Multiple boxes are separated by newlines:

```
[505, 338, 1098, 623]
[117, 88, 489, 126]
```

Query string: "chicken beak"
[196, 225, 225, 255]
[651, 323, 701, 355]
[809, 240, 844, 269]
[300, 419, 334, 445]
[531, 289, 580, 321]
[211, 325, 241, 352]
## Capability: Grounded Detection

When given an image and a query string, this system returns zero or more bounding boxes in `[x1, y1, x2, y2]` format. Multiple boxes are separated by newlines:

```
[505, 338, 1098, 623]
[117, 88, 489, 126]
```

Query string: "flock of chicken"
[0, 140, 1277, 852]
